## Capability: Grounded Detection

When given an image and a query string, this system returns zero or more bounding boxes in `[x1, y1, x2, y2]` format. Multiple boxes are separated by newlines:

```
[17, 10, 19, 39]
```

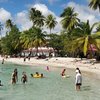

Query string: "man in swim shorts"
[75, 70, 82, 91]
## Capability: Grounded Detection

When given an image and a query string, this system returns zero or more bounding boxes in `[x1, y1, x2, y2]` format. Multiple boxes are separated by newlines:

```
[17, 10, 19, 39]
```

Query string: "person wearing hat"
[75, 69, 82, 91]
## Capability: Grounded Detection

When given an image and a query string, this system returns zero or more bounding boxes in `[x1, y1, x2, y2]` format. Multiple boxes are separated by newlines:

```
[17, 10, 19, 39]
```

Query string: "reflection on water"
[0, 61, 100, 100]
[82, 86, 91, 91]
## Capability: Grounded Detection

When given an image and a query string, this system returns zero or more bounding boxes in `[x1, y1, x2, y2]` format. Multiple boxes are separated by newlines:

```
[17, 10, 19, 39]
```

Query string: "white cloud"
[30, 3, 62, 33]
[0, 8, 12, 22]
[15, 10, 32, 31]
[16, 3, 62, 33]
[29, 3, 55, 16]
[0, 8, 12, 36]
[67, 2, 100, 25]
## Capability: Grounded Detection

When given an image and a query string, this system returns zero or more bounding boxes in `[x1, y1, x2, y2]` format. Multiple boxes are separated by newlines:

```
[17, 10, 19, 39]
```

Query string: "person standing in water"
[75, 70, 82, 91]
[2, 58, 4, 64]
[11, 72, 16, 84]
[76, 67, 81, 74]
[14, 68, 18, 82]
[21, 72, 27, 84]
[46, 66, 49, 71]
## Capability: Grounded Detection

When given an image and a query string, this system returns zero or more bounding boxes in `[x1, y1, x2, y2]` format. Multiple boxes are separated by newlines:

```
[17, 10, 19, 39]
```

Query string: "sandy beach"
[0, 56, 100, 76]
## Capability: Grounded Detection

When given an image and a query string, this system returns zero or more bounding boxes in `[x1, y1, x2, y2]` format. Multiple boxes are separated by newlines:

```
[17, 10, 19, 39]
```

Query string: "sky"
[0, 0, 100, 35]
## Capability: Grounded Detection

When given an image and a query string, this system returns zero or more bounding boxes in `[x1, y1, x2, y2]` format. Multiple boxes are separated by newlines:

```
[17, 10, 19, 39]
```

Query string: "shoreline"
[1, 57, 100, 76]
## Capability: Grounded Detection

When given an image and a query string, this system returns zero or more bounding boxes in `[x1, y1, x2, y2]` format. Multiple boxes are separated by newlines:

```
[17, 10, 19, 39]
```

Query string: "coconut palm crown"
[29, 8, 45, 28]
[60, 7, 80, 31]
[89, 0, 100, 11]
[71, 20, 100, 56]
[45, 14, 58, 34]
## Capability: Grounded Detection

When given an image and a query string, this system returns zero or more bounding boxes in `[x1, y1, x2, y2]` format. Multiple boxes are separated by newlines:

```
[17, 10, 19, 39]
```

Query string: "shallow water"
[0, 62, 100, 100]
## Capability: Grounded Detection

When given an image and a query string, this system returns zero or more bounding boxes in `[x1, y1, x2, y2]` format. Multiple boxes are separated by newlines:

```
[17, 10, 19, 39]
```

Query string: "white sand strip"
[0, 56, 100, 75]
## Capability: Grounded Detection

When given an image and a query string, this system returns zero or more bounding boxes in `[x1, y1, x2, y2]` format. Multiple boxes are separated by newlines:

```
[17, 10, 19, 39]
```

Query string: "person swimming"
[61, 69, 66, 76]
[31, 72, 44, 78]
[61, 68, 70, 78]
[30, 74, 33, 77]
[41, 73, 44, 78]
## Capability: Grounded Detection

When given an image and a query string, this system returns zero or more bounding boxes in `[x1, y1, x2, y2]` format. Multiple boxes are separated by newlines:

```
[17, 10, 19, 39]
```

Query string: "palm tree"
[60, 7, 80, 31]
[33, 28, 46, 55]
[96, 24, 100, 32]
[70, 20, 100, 56]
[0, 22, 3, 39]
[89, 0, 100, 11]
[6, 19, 13, 31]
[45, 14, 57, 34]
[20, 28, 36, 49]
[20, 27, 46, 55]
[29, 8, 45, 28]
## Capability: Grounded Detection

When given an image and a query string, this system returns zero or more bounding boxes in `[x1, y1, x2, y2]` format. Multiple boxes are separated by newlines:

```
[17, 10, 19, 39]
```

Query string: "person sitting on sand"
[21, 72, 27, 84]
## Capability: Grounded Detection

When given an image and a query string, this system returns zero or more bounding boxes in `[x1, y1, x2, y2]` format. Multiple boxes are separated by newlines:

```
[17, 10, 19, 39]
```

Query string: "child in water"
[2, 59, 4, 64]
[61, 69, 66, 77]
[46, 66, 49, 71]
[11, 72, 16, 84]
[21, 72, 27, 84]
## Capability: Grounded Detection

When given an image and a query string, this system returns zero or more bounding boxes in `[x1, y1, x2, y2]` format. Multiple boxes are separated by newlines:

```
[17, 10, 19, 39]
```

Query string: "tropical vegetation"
[89, 0, 100, 11]
[0, 2, 100, 60]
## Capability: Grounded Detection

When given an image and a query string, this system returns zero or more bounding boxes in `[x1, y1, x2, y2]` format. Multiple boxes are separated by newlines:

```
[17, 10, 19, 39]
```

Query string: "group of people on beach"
[0, 64, 82, 91]
[11, 68, 27, 84]
[11, 67, 82, 91]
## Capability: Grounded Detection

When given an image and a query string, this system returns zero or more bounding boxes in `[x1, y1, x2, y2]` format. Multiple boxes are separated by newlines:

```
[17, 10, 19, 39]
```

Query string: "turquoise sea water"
[0, 61, 100, 100]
